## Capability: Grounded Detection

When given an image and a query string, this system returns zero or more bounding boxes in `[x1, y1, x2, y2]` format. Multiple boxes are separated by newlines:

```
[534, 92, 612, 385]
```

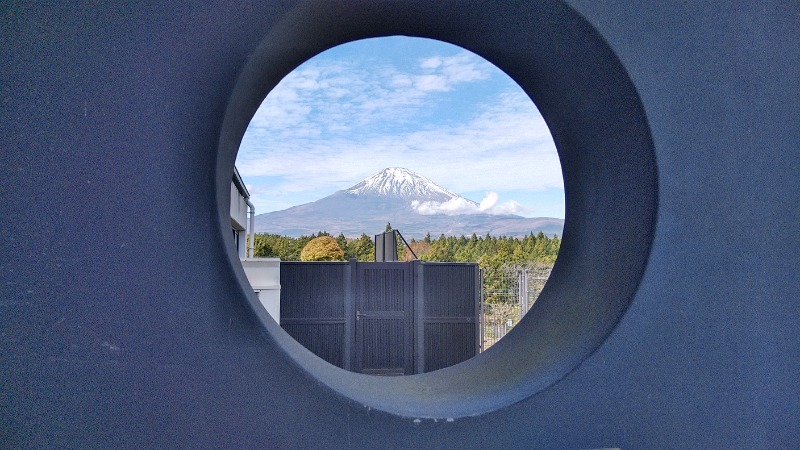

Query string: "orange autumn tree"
[299, 236, 345, 261]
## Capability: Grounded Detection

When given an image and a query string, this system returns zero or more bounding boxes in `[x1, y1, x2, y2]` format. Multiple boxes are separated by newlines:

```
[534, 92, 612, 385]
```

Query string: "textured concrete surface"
[1, 1, 798, 447]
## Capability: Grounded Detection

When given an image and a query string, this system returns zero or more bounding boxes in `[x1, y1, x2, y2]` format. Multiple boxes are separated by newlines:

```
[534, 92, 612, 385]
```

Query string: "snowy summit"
[344, 167, 470, 204]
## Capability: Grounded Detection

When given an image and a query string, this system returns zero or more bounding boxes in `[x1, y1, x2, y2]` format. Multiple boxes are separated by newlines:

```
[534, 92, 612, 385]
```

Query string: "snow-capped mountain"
[343, 167, 473, 204]
[254, 168, 563, 239]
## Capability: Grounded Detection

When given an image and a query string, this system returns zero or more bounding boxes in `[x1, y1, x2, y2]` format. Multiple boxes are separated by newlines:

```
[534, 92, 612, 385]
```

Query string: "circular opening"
[217, 1, 657, 419]
[235, 36, 565, 367]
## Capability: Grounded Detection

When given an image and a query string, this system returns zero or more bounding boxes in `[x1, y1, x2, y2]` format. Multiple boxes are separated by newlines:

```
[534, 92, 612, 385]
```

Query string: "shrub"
[300, 236, 345, 261]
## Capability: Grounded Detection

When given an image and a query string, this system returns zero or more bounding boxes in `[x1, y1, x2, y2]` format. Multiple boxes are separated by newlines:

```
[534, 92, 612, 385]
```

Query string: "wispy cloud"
[236, 37, 564, 217]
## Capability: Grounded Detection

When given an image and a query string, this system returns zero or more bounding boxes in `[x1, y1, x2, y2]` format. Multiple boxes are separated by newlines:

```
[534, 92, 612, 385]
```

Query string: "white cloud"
[414, 74, 450, 92]
[488, 199, 525, 215]
[479, 192, 499, 210]
[411, 192, 526, 216]
[437, 52, 489, 83]
[390, 74, 413, 88]
[239, 89, 561, 191]
[419, 56, 442, 69]
[246, 49, 495, 139]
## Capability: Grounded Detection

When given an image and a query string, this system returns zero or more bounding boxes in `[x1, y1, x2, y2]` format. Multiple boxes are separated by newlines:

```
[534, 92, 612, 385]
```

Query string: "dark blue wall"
[1, 1, 798, 447]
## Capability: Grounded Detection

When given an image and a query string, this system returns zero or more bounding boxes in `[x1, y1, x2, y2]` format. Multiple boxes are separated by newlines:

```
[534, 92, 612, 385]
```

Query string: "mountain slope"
[254, 168, 563, 239]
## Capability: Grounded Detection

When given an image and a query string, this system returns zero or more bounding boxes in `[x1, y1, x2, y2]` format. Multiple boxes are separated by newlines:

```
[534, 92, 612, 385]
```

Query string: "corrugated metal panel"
[423, 263, 477, 317]
[360, 318, 405, 373]
[360, 267, 406, 312]
[280, 262, 347, 319]
[356, 262, 412, 375]
[279, 261, 479, 374]
[424, 322, 476, 372]
[280, 262, 348, 369]
[422, 262, 479, 372]
[283, 322, 345, 368]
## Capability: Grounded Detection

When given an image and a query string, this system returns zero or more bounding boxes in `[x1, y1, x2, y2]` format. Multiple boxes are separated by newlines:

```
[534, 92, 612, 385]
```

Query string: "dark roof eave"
[232, 166, 250, 199]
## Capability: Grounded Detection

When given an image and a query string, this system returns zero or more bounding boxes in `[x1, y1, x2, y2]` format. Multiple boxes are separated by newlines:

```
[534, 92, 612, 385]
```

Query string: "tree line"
[251, 226, 559, 305]
[252, 232, 376, 262]
[251, 226, 560, 270]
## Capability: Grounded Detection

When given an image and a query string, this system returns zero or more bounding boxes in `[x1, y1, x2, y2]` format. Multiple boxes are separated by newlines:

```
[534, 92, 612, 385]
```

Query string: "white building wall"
[240, 258, 281, 324]
[230, 181, 248, 231]
[232, 168, 278, 323]
[230, 181, 249, 258]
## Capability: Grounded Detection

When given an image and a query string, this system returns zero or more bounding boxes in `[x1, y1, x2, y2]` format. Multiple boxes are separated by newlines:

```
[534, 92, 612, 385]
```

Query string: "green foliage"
[253, 231, 335, 261]
[420, 231, 560, 304]
[251, 230, 561, 303]
[253, 235, 272, 257]
[351, 233, 375, 261]
[299, 236, 345, 261]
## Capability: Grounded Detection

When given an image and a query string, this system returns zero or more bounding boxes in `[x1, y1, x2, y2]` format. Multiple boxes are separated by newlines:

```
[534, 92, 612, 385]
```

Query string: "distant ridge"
[254, 168, 563, 239]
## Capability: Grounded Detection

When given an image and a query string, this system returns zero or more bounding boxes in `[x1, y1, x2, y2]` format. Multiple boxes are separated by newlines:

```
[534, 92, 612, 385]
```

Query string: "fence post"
[475, 264, 482, 355]
[414, 260, 425, 374]
[479, 269, 485, 352]
[344, 259, 356, 371]
[518, 269, 528, 319]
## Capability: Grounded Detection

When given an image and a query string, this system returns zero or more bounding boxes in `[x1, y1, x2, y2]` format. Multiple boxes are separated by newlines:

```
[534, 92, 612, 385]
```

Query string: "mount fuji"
[253, 168, 563, 239]
[344, 167, 465, 203]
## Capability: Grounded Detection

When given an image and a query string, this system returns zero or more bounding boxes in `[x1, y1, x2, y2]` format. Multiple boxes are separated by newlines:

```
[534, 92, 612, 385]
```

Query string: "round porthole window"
[233, 36, 565, 373]
[217, 1, 657, 419]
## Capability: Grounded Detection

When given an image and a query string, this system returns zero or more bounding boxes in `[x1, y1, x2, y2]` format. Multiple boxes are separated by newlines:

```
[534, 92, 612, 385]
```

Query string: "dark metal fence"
[280, 260, 480, 375]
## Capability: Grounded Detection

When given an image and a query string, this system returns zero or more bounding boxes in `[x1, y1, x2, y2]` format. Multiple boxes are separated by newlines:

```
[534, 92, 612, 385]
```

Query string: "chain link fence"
[480, 263, 552, 351]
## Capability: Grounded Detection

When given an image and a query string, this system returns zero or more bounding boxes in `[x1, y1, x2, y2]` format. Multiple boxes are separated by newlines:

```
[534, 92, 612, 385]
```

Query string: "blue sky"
[236, 36, 565, 219]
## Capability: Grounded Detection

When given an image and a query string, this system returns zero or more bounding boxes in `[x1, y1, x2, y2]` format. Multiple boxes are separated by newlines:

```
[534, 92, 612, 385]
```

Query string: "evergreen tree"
[253, 234, 272, 257]
[335, 233, 348, 256]
[353, 233, 375, 262]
